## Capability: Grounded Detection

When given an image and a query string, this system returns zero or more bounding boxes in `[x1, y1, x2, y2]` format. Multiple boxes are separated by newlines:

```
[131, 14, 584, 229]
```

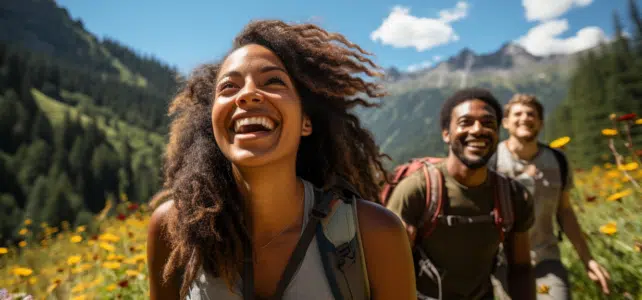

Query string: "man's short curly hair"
[439, 87, 502, 131]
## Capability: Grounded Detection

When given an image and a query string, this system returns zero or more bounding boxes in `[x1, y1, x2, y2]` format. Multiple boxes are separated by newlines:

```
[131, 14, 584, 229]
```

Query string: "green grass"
[31, 89, 165, 152]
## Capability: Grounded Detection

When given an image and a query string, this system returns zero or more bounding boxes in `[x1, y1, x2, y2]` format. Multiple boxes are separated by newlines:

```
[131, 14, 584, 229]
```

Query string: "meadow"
[1, 117, 642, 300]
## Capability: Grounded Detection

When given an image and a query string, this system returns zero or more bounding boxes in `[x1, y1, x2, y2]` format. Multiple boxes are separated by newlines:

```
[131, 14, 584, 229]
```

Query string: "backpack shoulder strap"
[492, 171, 515, 242]
[539, 143, 570, 241]
[539, 143, 569, 189]
[316, 184, 370, 300]
[417, 161, 444, 241]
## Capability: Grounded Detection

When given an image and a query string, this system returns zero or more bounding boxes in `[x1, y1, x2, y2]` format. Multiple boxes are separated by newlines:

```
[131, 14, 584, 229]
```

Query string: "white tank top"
[186, 179, 335, 299]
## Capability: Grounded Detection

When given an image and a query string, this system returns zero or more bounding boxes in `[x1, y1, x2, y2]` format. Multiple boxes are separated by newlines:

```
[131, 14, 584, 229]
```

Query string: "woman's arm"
[357, 200, 416, 299]
[147, 200, 181, 300]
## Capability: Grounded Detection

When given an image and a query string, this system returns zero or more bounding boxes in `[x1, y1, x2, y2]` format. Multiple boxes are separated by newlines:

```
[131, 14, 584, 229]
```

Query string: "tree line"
[547, 0, 642, 168]
[0, 41, 168, 246]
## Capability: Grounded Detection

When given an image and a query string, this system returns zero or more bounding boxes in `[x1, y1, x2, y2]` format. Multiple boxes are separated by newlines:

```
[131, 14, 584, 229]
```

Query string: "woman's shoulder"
[150, 200, 175, 231]
[148, 200, 176, 250]
[355, 199, 406, 235]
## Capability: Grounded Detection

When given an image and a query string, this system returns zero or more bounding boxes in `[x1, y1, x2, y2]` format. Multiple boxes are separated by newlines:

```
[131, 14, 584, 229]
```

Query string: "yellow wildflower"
[599, 222, 617, 235]
[126, 269, 140, 277]
[71, 282, 86, 293]
[618, 162, 639, 171]
[76, 225, 86, 233]
[28, 277, 37, 285]
[72, 295, 87, 300]
[100, 242, 115, 252]
[549, 136, 570, 149]
[67, 255, 82, 266]
[537, 284, 550, 294]
[19, 241, 27, 247]
[0, 247, 7, 254]
[602, 129, 618, 136]
[607, 189, 633, 201]
[24, 219, 32, 225]
[47, 282, 60, 293]
[12, 267, 33, 277]
[106, 284, 117, 291]
[102, 261, 121, 269]
[98, 233, 120, 243]
[606, 170, 619, 178]
[19, 228, 28, 235]
[636, 118, 642, 125]
[70, 235, 83, 243]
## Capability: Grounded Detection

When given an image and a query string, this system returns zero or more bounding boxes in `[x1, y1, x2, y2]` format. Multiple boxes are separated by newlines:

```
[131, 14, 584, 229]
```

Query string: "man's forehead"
[453, 99, 496, 118]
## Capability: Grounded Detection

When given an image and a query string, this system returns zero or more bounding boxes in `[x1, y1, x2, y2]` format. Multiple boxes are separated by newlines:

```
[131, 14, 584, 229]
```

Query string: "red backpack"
[379, 157, 516, 244]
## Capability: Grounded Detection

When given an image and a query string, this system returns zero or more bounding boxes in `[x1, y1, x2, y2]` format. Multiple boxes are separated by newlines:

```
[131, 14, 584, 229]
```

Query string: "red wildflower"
[586, 195, 596, 202]
[117, 213, 126, 221]
[127, 203, 139, 211]
[616, 113, 637, 122]
[118, 279, 129, 288]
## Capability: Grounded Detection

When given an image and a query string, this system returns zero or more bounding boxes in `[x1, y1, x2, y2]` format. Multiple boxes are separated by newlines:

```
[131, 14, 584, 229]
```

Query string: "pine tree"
[30, 110, 54, 145]
[629, 0, 642, 55]
[0, 194, 22, 244]
[17, 139, 52, 190]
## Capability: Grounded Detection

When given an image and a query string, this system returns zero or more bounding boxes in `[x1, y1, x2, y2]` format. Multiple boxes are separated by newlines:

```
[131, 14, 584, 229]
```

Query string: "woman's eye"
[219, 82, 237, 91]
[265, 76, 286, 86]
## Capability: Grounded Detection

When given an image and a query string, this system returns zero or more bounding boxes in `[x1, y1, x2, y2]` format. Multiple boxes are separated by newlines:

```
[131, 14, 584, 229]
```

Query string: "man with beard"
[490, 94, 610, 300]
[385, 87, 536, 300]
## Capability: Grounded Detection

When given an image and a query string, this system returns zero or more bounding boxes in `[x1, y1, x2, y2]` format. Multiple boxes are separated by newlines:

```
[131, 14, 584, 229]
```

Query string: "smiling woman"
[146, 20, 416, 300]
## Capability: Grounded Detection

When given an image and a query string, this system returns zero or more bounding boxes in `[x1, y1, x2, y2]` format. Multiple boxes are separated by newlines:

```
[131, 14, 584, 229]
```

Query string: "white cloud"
[433, 55, 442, 61]
[516, 19, 607, 56]
[522, 0, 593, 22]
[438, 1, 469, 23]
[370, 2, 469, 52]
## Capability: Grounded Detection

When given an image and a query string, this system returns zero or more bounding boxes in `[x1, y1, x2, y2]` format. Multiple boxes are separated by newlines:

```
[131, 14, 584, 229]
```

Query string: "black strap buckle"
[445, 215, 460, 226]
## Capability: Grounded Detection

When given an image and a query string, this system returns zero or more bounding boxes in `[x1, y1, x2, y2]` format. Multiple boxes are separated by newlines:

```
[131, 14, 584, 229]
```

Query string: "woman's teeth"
[234, 116, 275, 133]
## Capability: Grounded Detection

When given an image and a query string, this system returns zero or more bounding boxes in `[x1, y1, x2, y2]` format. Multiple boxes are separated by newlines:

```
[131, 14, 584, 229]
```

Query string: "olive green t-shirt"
[386, 161, 534, 299]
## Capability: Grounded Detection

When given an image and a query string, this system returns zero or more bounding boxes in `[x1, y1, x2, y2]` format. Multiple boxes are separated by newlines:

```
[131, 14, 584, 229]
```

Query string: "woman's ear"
[301, 115, 313, 136]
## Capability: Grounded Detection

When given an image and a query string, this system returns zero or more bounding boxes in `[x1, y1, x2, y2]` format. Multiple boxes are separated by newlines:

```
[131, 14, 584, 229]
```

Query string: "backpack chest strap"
[436, 211, 497, 227]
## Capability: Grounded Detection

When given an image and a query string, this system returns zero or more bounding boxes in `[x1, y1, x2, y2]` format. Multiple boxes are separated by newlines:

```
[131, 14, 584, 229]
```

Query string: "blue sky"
[57, 0, 638, 74]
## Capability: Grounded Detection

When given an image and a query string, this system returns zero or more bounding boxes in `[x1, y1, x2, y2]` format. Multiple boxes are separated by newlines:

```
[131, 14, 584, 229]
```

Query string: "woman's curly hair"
[160, 19, 390, 298]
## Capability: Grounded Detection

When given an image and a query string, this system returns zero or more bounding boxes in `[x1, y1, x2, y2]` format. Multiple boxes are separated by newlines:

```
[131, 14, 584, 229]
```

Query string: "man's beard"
[450, 138, 497, 169]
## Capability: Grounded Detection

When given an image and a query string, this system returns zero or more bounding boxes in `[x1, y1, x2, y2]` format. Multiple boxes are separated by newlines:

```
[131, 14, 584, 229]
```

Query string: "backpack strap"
[540, 143, 569, 190]
[539, 142, 570, 241]
[316, 182, 370, 300]
[417, 161, 444, 242]
[242, 188, 335, 300]
[492, 172, 515, 243]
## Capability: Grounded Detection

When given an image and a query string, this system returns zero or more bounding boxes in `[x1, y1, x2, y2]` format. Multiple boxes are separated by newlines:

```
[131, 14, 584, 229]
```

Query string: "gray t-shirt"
[492, 142, 574, 265]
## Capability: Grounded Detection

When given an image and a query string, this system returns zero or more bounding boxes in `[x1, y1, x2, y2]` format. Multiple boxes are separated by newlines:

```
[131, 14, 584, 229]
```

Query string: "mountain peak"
[499, 42, 530, 57]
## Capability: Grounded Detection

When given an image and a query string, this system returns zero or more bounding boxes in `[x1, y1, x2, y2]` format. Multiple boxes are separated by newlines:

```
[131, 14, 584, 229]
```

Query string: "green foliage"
[548, 5, 642, 168]
[0, 0, 176, 246]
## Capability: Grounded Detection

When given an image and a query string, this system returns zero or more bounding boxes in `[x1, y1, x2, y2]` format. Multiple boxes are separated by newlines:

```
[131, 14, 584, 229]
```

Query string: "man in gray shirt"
[489, 94, 610, 299]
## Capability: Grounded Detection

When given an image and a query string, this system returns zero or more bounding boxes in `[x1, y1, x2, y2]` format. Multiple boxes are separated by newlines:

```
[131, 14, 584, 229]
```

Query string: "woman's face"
[212, 44, 312, 168]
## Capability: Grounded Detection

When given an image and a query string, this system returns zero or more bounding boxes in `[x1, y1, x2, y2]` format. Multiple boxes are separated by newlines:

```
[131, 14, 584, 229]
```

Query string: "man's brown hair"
[504, 93, 544, 120]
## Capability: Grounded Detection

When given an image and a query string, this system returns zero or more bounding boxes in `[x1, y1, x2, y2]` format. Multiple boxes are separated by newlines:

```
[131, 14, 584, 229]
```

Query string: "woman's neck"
[234, 159, 305, 246]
